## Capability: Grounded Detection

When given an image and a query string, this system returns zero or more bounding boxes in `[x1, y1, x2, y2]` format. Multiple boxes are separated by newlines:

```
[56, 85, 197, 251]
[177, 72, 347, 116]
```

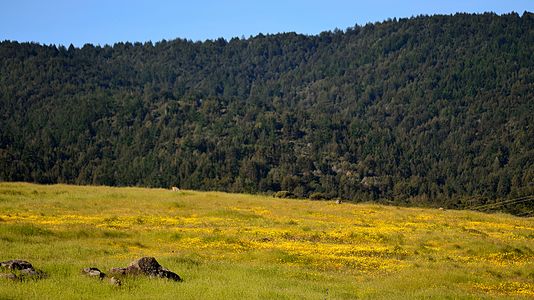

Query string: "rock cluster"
[1, 257, 181, 285]
[0, 260, 46, 281]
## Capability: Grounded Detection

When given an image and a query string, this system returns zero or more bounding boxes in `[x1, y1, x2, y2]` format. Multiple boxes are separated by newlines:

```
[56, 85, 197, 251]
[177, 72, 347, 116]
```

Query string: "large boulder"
[109, 257, 182, 282]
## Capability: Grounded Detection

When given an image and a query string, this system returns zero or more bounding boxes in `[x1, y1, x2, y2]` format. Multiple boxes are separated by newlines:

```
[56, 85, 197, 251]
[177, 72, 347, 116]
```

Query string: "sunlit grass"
[0, 182, 533, 299]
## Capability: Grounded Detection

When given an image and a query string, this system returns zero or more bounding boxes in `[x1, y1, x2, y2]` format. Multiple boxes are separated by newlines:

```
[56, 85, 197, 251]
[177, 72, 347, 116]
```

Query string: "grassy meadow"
[0, 182, 533, 299]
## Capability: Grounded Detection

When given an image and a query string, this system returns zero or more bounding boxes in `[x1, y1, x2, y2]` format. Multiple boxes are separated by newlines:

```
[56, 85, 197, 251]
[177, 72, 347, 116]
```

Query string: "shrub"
[309, 192, 328, 200]
[273, 191, 294, 198]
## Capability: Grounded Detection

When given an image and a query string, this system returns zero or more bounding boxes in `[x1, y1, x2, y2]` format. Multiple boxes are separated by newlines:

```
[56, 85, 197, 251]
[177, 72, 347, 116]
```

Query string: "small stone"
[109, 277, 121, 286]
[82, 267, 106, 279]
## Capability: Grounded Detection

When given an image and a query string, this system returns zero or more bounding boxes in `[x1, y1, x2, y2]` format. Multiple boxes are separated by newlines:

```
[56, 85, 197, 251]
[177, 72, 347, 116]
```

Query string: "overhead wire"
[469, 195, 534, 211]
[516, 210, 534, 217]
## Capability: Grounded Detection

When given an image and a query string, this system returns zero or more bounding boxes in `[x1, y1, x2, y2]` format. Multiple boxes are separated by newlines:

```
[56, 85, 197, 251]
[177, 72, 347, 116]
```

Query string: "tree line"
[0, 12, 533, 213]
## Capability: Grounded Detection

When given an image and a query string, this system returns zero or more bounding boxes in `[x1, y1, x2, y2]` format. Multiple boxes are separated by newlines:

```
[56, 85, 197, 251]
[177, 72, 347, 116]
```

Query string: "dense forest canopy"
[1, 12, 533, 212]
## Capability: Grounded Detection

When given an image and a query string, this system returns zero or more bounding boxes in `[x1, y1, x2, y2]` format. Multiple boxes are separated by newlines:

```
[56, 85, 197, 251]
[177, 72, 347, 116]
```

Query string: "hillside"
[0, 12, 533, 211]
[0, 182, 533, 299]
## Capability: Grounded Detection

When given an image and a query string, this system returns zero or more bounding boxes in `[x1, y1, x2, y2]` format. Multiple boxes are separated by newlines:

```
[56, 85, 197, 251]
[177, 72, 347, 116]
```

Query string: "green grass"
[0, 182, 533, 299]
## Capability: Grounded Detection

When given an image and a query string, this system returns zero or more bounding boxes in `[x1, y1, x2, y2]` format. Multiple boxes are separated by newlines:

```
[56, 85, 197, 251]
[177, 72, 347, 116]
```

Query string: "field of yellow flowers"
[0, 182, 533, 299]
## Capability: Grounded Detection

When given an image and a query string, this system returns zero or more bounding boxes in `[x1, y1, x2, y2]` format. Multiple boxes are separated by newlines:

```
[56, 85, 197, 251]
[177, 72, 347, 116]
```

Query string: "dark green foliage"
[0, 13, 533, 213]
[273, 191, 295, 199]
[309, 192, 331, 201]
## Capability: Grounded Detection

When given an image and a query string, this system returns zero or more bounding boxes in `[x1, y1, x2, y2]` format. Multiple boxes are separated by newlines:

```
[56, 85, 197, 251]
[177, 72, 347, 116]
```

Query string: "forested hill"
[1, 12, 533, 211]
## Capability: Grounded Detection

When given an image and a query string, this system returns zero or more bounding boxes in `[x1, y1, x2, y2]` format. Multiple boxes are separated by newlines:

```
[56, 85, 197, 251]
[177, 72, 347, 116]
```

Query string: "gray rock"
[109, 276, 122, 286]
[0, 260, 33, 271]
[19, 268, 46, 279]
[82, 267, 106, 279]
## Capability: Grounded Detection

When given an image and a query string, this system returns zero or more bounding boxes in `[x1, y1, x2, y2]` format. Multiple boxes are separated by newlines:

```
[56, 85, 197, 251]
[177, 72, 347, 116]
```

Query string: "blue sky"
[1, 0, 533, 46]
